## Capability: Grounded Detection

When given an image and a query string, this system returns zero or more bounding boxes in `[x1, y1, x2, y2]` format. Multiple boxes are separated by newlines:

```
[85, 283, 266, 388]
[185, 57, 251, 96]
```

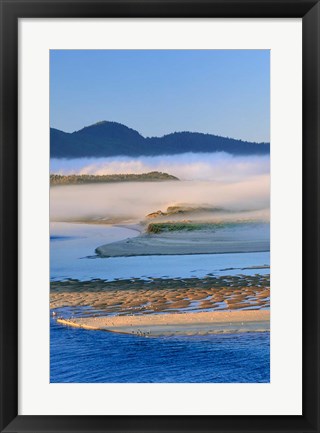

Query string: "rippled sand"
[51, 274, 270, 316]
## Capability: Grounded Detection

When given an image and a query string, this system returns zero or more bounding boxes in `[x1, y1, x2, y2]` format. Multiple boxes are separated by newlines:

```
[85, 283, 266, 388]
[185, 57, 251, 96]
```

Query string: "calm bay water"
[51, 317, 270, 383]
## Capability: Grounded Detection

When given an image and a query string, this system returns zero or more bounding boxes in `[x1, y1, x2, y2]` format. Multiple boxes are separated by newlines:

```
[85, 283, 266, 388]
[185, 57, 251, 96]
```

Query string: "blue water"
[50, 318, 269, 383]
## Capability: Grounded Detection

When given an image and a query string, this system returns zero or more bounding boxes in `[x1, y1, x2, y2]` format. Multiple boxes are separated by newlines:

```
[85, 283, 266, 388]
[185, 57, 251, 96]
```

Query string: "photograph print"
[50, 49, 270, 383]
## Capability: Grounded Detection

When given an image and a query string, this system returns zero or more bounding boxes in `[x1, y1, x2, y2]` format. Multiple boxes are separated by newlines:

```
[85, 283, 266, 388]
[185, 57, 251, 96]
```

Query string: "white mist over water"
[50, 177, 269, 223]
[50, 152, 269, 222]
[50, 152, 270, 182]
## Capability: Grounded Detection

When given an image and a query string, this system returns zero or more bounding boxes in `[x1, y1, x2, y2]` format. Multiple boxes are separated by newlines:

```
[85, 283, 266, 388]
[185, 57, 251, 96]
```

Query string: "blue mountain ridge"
[50, 121, 270, 158]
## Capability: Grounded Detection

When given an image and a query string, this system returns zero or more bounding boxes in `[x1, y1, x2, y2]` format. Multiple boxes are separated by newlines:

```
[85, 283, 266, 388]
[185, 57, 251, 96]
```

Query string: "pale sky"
[50, 49, 270, 143]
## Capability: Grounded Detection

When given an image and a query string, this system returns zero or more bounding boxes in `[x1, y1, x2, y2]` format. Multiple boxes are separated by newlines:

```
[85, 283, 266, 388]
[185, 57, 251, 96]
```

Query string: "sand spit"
[57, 310, 270, 336]
[96, 227, 270, 257]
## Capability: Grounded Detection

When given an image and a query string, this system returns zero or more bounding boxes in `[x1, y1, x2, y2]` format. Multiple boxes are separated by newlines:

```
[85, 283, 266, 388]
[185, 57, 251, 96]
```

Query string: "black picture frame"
[0, 1, 319, 432]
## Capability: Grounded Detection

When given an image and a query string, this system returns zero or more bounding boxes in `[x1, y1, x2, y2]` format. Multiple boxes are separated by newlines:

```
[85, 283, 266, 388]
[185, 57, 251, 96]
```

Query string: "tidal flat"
[51, 274, 270, 313]
[51, 273, 270, 336]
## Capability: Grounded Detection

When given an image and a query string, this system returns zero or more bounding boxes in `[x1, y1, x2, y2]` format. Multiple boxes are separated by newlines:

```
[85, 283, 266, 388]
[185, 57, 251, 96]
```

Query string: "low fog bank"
[51, 152, 270, 182]
[50, 176, 270, 223]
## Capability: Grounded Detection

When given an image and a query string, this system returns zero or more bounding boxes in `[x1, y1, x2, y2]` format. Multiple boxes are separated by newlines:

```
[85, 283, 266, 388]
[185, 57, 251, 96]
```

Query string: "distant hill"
[50, 172, 179, 186]
[50, 121, 270, 158]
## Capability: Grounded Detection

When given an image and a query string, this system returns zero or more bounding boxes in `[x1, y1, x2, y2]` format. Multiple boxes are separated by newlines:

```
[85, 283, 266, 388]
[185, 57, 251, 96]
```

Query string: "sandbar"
[57, 309, 270, 336]
[96, 227, 270, 257]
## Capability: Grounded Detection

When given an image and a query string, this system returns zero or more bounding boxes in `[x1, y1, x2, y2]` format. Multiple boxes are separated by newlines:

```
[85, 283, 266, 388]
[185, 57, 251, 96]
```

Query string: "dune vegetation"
[146, 221, 227, 234]
[50, 171, 179, 186]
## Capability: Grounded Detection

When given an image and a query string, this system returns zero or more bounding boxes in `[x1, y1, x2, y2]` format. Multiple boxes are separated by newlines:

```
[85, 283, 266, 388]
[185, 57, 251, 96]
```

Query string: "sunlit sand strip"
[57, 310, 270, 336]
